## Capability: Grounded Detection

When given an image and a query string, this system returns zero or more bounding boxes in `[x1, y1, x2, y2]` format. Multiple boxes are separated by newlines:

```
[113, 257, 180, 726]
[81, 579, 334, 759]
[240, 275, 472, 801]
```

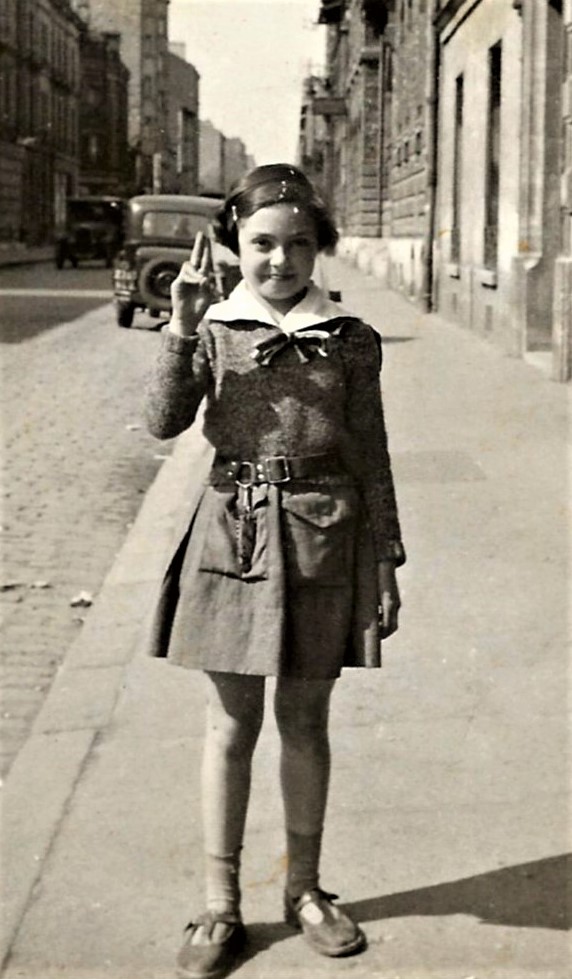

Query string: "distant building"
[86, 0, 170, 193]
[199, 120, 253, 197]
[164, 44, 200, 194]
[78, 30, 130, 196]
[199, 119, 225, 196]
[223, 137, 250, 194]
[0, 0, 83, 244]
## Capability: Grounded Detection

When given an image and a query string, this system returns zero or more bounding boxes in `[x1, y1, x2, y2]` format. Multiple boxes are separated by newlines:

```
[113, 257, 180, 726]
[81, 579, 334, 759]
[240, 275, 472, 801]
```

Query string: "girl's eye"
[252, 237, 272, 250]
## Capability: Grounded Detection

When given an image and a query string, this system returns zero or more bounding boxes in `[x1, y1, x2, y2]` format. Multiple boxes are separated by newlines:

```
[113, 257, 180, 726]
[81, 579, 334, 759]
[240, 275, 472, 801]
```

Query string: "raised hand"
[169, 231, 216, 336]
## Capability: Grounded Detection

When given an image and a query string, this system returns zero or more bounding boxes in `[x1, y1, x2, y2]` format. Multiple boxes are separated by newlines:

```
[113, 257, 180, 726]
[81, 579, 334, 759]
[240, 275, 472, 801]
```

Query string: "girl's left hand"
[377, 561, 401, 639]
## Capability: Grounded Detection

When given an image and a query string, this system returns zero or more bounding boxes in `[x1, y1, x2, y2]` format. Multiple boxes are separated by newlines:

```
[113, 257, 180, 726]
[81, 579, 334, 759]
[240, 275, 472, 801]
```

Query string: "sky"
[168, 0, 326, 166]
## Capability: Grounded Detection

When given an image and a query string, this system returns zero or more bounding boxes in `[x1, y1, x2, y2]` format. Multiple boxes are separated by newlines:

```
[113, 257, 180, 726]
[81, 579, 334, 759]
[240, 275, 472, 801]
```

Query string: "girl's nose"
[270, 246, 288, 267]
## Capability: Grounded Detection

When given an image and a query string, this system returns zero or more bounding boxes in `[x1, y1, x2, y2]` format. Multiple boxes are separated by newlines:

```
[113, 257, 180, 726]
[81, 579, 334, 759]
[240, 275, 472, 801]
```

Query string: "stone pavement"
[1, 258, 570, 979]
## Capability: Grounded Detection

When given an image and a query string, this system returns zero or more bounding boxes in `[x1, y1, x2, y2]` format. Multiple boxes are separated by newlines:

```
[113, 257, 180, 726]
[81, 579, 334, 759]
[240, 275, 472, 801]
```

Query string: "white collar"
[205, 280, 353, 335]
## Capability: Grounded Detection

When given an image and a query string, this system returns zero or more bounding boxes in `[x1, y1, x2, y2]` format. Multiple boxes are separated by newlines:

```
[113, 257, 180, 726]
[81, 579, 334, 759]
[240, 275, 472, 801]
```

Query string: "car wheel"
[139, 257, 180, 311]
[116, 301, 135, 328]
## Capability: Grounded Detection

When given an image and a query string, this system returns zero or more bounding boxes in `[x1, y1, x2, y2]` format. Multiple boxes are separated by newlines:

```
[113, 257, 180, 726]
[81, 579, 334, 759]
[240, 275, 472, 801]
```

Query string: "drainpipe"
[421, 1, 441, 313]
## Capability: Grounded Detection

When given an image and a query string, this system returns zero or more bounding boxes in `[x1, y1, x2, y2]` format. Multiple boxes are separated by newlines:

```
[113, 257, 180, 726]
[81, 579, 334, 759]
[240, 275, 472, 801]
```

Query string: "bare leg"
[274, 676, 335, 896]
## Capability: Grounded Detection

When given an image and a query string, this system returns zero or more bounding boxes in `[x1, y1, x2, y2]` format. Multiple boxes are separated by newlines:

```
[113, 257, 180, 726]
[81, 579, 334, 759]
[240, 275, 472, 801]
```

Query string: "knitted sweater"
[145, 284, 405, 565]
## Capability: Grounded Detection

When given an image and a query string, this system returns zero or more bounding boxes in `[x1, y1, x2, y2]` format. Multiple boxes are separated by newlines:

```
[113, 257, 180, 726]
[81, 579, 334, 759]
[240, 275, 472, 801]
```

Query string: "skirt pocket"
[281, 486, 357, 585]
[198, 487, 269, 581]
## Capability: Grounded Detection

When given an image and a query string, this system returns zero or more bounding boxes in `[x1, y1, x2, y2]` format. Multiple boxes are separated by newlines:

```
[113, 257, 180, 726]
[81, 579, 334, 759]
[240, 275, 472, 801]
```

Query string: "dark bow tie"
[252, 321, 349, 367]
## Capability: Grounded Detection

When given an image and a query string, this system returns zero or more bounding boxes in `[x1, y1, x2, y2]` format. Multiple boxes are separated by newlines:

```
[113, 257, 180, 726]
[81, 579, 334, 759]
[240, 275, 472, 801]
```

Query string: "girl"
[145, 164, 405, 979]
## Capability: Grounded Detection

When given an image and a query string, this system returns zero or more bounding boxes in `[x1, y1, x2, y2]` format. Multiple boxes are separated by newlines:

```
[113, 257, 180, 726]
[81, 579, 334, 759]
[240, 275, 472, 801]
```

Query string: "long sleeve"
[338, 323, 405, 566]
[145, 325, 212, 440]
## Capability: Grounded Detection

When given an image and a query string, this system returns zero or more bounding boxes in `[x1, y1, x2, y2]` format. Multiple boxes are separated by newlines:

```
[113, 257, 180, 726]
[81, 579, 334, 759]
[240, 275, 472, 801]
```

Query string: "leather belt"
[211, 452, 345, 487]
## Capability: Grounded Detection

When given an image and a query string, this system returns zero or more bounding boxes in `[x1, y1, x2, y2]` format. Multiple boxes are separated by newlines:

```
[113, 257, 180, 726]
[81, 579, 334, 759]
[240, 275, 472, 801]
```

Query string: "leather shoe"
[284, 888, 366, 957]
[176, 910, 246, 979]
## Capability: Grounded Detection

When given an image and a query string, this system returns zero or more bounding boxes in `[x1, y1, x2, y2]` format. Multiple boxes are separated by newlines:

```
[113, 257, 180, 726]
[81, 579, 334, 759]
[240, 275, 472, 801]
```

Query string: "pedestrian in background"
[145, 163, 405, 979]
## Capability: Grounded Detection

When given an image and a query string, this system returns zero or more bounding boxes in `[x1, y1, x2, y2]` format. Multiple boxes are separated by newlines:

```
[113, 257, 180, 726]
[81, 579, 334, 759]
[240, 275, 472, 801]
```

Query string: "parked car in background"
[112, 194, 241, 328]
[55, 197, 125, 269]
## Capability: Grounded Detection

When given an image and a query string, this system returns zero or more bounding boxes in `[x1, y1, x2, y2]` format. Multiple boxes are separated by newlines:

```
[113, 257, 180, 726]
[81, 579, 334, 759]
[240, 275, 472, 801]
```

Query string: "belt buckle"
[235, 461, 255, 487]
[265, 455, 291, 484]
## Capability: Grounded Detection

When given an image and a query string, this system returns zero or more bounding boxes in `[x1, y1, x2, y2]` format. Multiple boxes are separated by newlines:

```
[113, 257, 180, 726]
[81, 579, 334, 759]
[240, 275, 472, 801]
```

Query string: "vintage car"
[112, 194, 241, 328]
[55, 196, 125, 269]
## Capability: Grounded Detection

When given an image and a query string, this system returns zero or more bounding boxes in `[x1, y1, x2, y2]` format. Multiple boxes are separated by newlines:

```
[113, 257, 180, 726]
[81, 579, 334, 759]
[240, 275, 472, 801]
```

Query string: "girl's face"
[237, 204, 318, 315]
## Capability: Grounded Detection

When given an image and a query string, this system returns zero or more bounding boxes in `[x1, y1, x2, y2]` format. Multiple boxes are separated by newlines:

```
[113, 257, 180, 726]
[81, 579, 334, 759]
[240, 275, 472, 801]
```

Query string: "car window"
[68, 201, 122, 223]
[141, 211, 211, 240]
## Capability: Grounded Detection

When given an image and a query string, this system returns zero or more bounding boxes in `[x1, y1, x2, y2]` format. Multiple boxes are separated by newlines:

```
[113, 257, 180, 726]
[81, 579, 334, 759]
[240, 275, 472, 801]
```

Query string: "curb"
[0, 424, 210, 972]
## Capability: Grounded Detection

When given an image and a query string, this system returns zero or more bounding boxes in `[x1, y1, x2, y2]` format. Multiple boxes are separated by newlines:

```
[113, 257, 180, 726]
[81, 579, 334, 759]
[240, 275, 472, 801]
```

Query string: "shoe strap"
[293, 888, 339, 912]
[184, 910, 242, 935]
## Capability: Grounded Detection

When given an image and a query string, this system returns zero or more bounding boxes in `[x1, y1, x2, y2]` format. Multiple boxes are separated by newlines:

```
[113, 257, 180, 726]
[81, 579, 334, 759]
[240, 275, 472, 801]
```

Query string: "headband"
[228, 166, 313, 225]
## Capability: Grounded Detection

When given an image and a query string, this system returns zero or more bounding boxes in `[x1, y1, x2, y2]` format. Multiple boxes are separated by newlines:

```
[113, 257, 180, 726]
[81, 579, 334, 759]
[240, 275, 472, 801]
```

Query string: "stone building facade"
[306, 0, 571, 380]
[553, 0, 572, 381]
[0, 0, 83, 244]
[298, 74, 329, 202]
[78, 30, 130, 196]
[313, 0, 432, 302]
[164, 44, 200, 195]
[434, 0, 570, 380]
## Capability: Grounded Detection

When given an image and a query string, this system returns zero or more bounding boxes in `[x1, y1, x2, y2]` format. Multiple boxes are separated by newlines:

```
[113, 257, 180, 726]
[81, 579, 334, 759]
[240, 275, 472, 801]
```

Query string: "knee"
[208, 706, 263, 759]
[274, 695, 330, 747]
[205, 673, 264, 759]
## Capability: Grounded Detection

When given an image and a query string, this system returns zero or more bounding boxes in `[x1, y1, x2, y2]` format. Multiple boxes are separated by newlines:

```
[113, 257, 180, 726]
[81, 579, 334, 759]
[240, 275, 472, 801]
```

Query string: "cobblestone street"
[0, 297, 170, 777]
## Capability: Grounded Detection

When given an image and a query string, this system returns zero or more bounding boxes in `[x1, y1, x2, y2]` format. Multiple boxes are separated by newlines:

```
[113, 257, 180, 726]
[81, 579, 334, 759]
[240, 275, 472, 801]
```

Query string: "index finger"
[199, 235, 213, 275]
[190, 230, 206, 267]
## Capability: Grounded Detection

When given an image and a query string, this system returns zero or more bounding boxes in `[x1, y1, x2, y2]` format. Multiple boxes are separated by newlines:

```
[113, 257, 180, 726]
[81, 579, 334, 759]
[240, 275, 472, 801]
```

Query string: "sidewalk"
[2, 259, 570, 979]
[0, 245, 53, 268]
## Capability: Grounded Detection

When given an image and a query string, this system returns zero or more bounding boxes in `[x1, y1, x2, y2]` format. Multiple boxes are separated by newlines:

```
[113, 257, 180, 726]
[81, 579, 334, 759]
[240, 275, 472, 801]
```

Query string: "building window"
[88, 134, 100, 162]
[484, 42, 502, 269]
[451, 73, 463, 263]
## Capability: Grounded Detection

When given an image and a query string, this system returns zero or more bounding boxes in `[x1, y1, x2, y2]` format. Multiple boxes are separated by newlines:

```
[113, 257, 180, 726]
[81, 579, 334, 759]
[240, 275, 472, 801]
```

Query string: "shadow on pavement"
[344, 854, 572, 932]
[231, 854, 571, 971]
[211, 922, 293, 976]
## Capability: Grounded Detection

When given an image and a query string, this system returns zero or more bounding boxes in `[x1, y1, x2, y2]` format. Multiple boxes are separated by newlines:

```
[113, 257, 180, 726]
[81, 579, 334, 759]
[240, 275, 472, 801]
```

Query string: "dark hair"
[213, 163, 338, 256]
